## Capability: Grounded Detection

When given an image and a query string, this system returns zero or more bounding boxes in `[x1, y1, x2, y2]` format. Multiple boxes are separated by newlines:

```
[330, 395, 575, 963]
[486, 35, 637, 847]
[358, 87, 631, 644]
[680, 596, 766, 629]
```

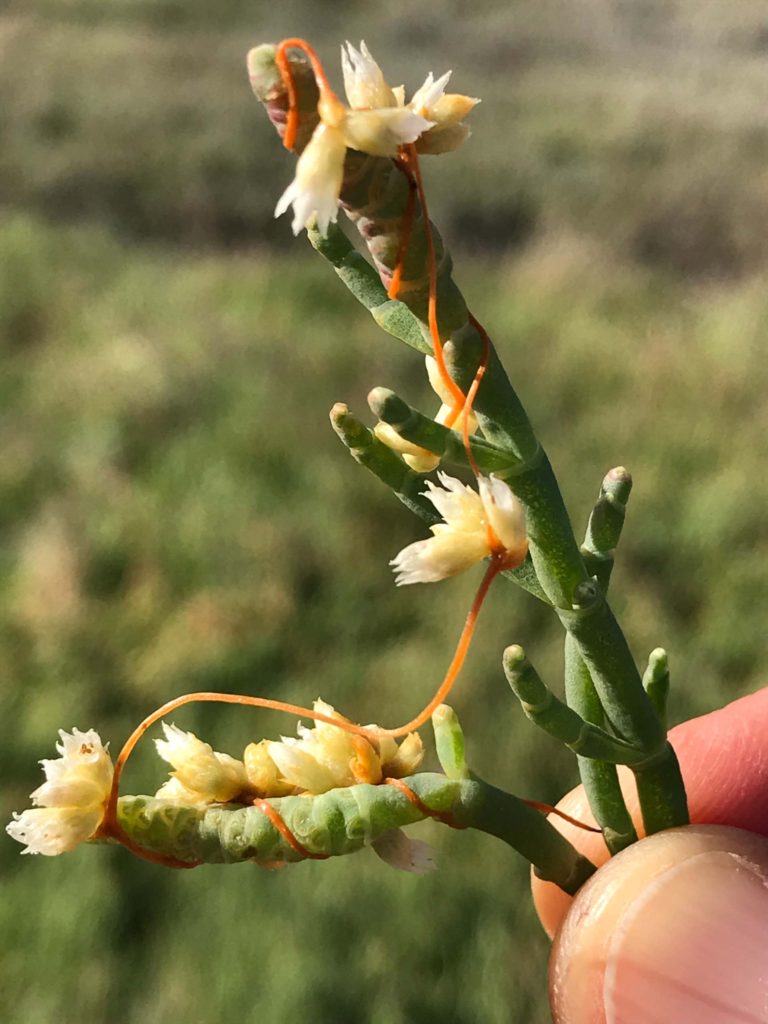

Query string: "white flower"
[266, 699, 424, 795]
[275, 40, 437, 236]
[409, 71, 480, 156]
[6, 729, 113, 855]
[275, 123, 348, 236]
[391, 472, 527, 585]
[154, 724, 249, 804]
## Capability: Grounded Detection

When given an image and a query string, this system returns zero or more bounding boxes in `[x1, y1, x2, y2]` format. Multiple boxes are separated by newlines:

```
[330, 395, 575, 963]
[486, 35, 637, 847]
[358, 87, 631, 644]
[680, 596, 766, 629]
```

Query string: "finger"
[533, 687, 768, 937]
[549, 825, 768, 1024]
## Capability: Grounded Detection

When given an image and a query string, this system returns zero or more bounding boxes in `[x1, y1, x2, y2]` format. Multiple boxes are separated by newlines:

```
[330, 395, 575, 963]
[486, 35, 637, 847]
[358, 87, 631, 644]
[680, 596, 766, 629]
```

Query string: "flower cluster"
[7, 706, 425, 859]
[6, 729, 113, 856]
[154, 699, 424, 803]
[391, 472, 528, 584]
[269, 40, 478, 235]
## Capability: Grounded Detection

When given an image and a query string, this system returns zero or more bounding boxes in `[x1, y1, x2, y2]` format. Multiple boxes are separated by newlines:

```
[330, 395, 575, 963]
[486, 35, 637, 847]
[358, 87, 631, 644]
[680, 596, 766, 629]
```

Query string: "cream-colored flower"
[409, 71, 480, 155]
[6, 729, 113, 855]
[275, 41, 478, 236]
[267, 699, 424, 795]
[275, 41, 432, 236]
[243, 739, 296, 797]
[154, 724, 249, 804]
[374, 356, 480, 474]
[391, 472, 528, 584]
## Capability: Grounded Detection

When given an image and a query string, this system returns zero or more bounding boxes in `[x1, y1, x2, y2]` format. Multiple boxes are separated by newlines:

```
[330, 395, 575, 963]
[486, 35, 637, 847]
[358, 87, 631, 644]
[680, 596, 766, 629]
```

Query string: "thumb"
[549, 824, 768, 1024]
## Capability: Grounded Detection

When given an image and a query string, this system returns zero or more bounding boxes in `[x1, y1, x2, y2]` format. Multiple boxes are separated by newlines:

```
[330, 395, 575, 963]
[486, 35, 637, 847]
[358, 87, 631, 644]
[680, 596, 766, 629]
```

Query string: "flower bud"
[155, 724, 249, 804]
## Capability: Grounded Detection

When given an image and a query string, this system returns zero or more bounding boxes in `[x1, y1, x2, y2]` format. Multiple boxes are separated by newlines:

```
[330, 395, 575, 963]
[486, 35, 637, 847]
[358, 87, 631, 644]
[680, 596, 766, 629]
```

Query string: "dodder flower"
[391, 472, 528, 585]
[263, 699, 424, 795]
[154, 724, 249, 804]
[6, 729, 113, 855]
[273, 41, 478, 235]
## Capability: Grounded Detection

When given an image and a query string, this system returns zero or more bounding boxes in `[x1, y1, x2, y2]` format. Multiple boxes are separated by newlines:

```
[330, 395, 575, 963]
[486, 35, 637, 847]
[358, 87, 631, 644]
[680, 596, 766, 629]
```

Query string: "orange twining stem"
[389, 148, 492, 482]
[385, 776, 465, 829]
[253, 798, 329, 860]
[378, 558, 502, 738]
[406, 144, 466, 414]
[274, 37, 338, 152]
[522, 799, 603, 835]
[387, 778, 601, 835]
[387, 163, 418, 301]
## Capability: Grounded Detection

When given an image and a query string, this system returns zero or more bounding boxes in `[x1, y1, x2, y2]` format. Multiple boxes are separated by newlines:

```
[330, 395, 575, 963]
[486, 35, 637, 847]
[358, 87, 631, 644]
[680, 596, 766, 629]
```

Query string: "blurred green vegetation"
[2, 2, 768, 1023]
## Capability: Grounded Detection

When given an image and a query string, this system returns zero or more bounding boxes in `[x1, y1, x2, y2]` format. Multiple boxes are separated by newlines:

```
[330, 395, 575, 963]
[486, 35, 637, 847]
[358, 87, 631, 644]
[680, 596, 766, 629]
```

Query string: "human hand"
[532, 689, 768, 1023]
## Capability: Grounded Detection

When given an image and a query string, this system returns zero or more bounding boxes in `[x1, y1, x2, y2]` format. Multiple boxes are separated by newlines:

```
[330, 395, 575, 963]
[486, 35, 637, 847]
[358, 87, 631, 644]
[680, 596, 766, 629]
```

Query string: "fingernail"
[605, 850, 768, 1023]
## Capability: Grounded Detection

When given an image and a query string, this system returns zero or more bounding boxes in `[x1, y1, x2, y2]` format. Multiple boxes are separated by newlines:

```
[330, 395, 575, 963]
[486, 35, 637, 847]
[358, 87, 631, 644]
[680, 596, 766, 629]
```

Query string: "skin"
[531, 689, 768, 1023]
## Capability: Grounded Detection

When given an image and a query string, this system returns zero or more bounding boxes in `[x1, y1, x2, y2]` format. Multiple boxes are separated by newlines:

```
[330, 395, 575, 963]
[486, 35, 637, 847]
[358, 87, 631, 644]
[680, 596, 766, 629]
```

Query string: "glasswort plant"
[8, 38, 689, 902]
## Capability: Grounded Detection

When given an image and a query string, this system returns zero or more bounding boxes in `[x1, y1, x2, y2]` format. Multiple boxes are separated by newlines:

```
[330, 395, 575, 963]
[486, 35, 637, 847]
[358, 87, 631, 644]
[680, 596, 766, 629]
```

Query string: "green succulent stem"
[565, 468, 638, 852]
[503, 645, 646, 765]
[115, 772, 595, 894]
[367, 386, 518, 474]
[564, 635, 639, 853]
[643, 648, 670, 728]
[432, 705, 471, 781]
[329, 403, 439, 524]
[252, 42, 689, 848]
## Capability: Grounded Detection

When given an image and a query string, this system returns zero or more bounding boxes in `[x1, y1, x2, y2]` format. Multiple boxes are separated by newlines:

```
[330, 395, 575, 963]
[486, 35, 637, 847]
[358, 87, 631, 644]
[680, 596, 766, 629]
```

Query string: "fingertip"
[533, 687, 768, 938]
[549, 826, 768, 1023]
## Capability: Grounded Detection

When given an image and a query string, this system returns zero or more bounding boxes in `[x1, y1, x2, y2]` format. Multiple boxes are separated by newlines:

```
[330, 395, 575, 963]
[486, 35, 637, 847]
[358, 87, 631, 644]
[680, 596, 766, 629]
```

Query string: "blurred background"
[2, 1, 767, 1021]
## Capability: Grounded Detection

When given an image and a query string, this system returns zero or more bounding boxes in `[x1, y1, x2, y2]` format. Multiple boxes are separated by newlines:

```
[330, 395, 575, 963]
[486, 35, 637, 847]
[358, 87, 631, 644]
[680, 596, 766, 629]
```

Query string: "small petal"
[7, 806, 103, 856]
[372, 828, 437, 874]
[153, 776, 209, 804]
[341, 41, 396, 110]
[274, 123, 347, 235]
[390, 528, 489, 585]
[243, 740, 295, 797]
[417, 122, 472, 156]
[402, 450, 442, 474]
[267, 739, 340, 794]
[424, 472, 485, 533]
[478, 476, 528, 558]
[410, 71, 452, 116]
[381, 732, 424, 778]
[342, 107, 434, 158]
[373, 421, 440, 472]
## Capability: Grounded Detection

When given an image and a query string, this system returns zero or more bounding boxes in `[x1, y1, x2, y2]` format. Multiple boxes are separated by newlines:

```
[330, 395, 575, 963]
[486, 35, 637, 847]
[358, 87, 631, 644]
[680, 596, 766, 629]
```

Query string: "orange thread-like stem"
[385, 776, 465, 829]
[253, 798, 329, 860]
[522, 799, 603, 834]
[378, 558, 502, 738]
[274, 37, 338, 152]
[407, 144, 465, 412]
[388, 156, 418, 300]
